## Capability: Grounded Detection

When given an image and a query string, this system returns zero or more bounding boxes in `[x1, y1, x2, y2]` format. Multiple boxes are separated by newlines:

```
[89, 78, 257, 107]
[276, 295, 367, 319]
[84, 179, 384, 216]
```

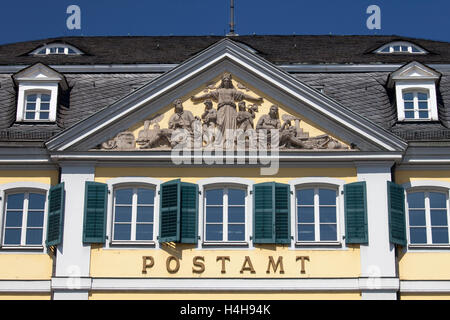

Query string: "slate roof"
[1, 35, 450, 65]
[0, 35, 450, 143]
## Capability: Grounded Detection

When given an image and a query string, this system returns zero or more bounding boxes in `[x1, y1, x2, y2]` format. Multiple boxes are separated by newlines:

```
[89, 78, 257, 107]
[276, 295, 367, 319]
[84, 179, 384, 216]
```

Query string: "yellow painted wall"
[0, 294, 51, 300]
[401, 293, 450, 300]
[0, 170, 58, 281]
[95, 167, 357, 184]
[395, 170, 450, 281]
[117, 73, 350, 148]
[90, 291, 361, 300]
[90, 245, 360, 278]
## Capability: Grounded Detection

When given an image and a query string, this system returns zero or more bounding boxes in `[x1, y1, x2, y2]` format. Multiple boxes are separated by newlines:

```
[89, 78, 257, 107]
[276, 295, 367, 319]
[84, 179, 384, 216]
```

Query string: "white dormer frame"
[13, 63, 68, 122]
[30, 43, 83, 56]
[374, 41, 427, 54]
[388, 62, 441, 122]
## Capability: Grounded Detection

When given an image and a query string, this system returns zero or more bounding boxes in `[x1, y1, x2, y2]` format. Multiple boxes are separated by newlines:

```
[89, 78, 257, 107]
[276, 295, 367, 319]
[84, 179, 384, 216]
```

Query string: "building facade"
[0, 35, 449, 300]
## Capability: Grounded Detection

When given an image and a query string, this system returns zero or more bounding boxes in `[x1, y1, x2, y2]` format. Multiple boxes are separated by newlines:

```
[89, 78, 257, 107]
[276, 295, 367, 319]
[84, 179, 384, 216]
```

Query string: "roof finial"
[227, 0, 238, 36]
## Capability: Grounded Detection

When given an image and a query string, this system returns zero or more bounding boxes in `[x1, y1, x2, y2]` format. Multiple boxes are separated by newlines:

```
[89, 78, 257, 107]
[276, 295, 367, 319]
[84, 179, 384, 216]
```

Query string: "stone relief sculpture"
[99, 73, 351, 151]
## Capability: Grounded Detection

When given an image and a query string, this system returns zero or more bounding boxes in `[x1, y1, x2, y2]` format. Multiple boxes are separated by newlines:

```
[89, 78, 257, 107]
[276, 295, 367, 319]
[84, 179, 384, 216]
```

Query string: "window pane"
[430, 210, 448, 226]
[27, 211, 44, 228]
[409, 209, 426, 226]
[137, 206, 153, 223]
[206, 206, 223, 223]
[137, 188, 154, 205]
[205, 224, 222, 241]
[115, 189, 133, 204]
[418, 111, 429, 119]
[298, 224, 315, 241]
[297, 189, 314, 205]
[29, 193, 45, 210]
[432, 227, 449, 244]
[401, 46, 409, 52]
[381, 46, 390, 53]
[26, 229, 43, 245]
[68, 48, 76, 54]
[4, 229, 21, 245]
[429, 192, 446, 208]
[405, 111, 415, 119]
[26, 102, 36, 111]
[417, 93, 428, 101]
[40, 94, 51, 102]
[404, 102, 414, 110]
[5, 211, 22, 227]
[39, 112, 50, 120]
[26, 94, 37, 102]
[136, 224, 153, 240]
[114, 224, 131, 240]
[206, 189, 223, 205]
[393, 45, 401, 52]
[25, 112, 35, 120]
[298, 206, 314, 223]
[418, 102, 428, 110]
[228, 206, 245, 223]
[320, 207, 336, 223]
[410, 227, 427, 244]
[403, 92, 414, 101]
[320, 224, 337, 241]
[319, 189, 336, 205]
[412, 46, 421, 53]
[114, 206, 132, 222]
[7, 194, 24, 209]
[228, 189, 245, 205]
[228, 224, 245, 241]
[408, 192, 425, 209]
[40, 103, 50, 111]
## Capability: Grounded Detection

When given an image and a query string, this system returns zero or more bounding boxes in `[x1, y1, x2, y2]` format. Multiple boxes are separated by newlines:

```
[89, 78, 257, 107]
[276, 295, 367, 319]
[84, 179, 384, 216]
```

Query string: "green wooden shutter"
[275, 183, 291, 244]
[253, 182, 275, 243]
[45, 183, 65, 247]
[180, 182, 198, 244]
[159, 179, 181, 243]
[344, 181, 368, 244]
[83, 182, 108, 244]
[387, 181, 407, 246]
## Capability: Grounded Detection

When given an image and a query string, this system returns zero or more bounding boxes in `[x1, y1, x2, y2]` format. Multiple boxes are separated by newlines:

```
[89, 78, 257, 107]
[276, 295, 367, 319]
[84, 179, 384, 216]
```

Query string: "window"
[31, 43, 83, 56]
[24, 92, 51, 121]
[403, 91, 430, 120]
[2, 192, 46, 247]
[407, 191, 449, 245]
[204, 187, 246, 242]
[375, 42, 427, 54]
[296, 187, 338, 242]
[112, 187, 155, 242]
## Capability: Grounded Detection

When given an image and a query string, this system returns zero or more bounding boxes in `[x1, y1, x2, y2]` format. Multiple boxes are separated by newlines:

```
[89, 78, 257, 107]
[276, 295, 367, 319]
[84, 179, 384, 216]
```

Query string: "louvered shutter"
[274, 183, 291, 244]
[253, 182, 275, 243]
[387, 181, 407, 246]
[159, 179, 181, 243]
[344, 182, 368, 244]
[83, 182, 108, 244]
[180, 182, 198, 244]
[45, 183, 65, 247]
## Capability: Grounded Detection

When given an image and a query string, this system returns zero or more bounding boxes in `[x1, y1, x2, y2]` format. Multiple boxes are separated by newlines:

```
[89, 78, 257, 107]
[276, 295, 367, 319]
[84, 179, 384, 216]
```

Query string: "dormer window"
[30, 43, 83, 56]
[13, 63, 68, 123]
[375, 41, 427, 54]
[388, 62, 441, 122]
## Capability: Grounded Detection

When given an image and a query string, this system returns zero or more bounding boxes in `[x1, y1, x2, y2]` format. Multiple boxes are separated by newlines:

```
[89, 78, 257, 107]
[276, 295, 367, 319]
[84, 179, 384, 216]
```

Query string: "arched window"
[402, 90, 430, 120]
[375, 42, 427, 54]
[2, 191, 46, 247]
[112, 186, 156, 242]
[30, 43, 83, 56]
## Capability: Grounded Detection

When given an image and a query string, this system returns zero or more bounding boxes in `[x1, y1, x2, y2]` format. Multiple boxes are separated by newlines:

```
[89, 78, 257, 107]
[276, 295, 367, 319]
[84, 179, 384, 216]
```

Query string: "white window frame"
[395, 82, 439, 122]
[111, 184, 157, 244]
[0, 182, 50, 251]
[375, 42, 427, 54]
[289, 178, 345, 247]
[405, 187, 450, 247]
[203, 185, 248, 244]
[16, 84, 59, 122]
[105, 177, 162, 248]
[402, 90, 431, 121]
[30, 43, 83, 56]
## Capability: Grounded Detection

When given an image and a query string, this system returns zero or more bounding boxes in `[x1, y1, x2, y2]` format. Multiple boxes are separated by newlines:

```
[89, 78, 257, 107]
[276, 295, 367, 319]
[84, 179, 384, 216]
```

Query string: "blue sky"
[1, 0, 449, 45]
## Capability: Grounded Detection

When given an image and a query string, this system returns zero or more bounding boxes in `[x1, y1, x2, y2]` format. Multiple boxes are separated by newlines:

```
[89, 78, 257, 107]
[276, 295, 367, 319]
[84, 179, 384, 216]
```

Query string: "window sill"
[1, 245, 44, 251]
[202, 241, 249, 247]
[408, 244, 450, 249]
[295, 241, 342, 247]
[110, 241, 156, 246]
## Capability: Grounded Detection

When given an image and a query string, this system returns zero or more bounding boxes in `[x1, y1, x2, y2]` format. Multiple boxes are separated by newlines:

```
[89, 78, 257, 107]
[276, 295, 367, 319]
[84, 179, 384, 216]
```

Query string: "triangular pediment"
[46, 39, 407, 154]
[388, 61, 441, 87]
[13, 62, 68, 89]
